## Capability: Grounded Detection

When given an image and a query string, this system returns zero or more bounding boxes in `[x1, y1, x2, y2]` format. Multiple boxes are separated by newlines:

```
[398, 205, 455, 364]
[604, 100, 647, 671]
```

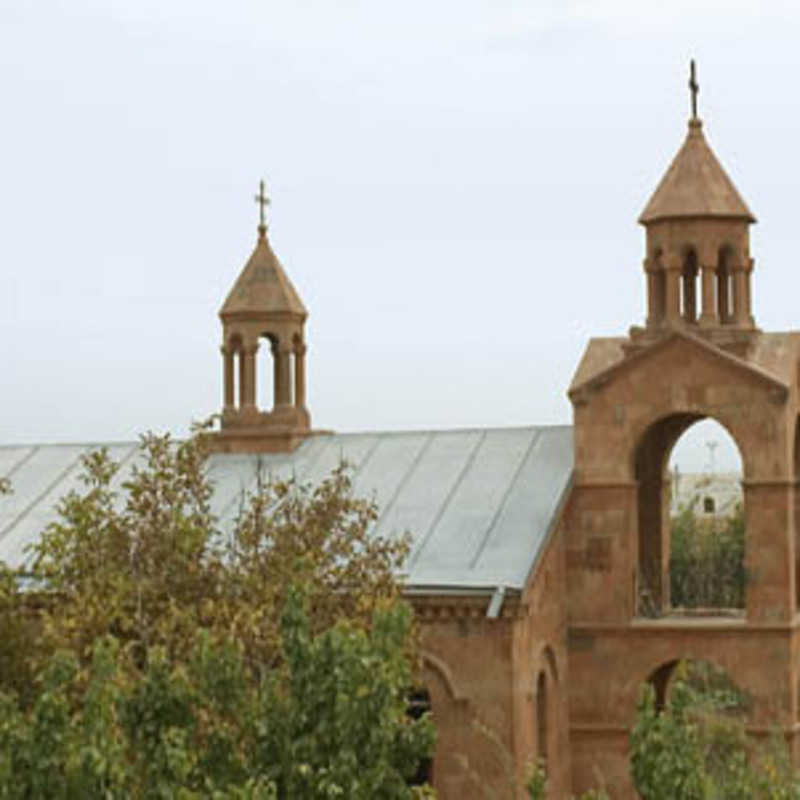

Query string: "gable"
[569, 331, 788, 407]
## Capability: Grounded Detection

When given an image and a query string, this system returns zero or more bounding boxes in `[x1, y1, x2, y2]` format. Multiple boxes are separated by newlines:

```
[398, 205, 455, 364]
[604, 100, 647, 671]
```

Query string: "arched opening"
[646, 658, 749, 716]
[681, 249, 699, 324]
[227, 334, 243, 409]
[536, 670, 548, 768]
[636, 416, 745, 617]
[406, 688, 433, 786]
[717, 246, 734, 324]
[258, 333, 278, 413]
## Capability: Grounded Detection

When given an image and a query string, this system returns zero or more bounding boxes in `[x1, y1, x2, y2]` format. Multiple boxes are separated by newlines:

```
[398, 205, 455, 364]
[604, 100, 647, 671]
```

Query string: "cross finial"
[254, 179, 270, 236]
[689, 59, 699, 120]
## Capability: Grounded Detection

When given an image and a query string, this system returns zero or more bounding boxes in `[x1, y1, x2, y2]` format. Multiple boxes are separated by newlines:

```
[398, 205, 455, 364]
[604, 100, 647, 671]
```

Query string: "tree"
[0, 429, 434, 798]
[670, 502, 746, 610]
[630, 661, 799, 799]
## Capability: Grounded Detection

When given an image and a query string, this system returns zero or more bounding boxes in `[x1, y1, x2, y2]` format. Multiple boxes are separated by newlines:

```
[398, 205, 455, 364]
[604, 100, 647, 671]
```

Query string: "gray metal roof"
[0, 426, 573, 592]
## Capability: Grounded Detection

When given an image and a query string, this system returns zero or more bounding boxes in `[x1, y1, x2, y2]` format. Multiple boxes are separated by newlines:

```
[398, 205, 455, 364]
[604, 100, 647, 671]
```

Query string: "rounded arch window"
[636, 416, 745, 617]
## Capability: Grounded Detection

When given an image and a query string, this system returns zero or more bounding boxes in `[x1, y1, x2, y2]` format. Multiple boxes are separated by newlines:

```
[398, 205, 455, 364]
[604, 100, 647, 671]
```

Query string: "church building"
[3, 69, 800, 798]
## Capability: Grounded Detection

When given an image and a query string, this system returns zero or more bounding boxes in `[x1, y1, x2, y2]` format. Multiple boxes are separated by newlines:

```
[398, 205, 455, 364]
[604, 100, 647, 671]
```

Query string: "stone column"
[276, 345, 292, 407]
[717, 268, 730, 323]
[665, 263, 682, 323]
[270, 339, 280, 410]
[699, 264, 717, 326]
[243, 344, 258, 410]
[238, 349, 247, 408]
[294, 342, 307, 410]
[221, 347, 235, 409]
[732, 265, 749, 326]
[682, 269, 697, 323]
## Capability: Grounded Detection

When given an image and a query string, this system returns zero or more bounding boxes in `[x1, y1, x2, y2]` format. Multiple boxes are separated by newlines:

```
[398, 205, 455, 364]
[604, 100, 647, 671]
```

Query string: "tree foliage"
[630, 661, 800, 799]
[670, 502, 746, 610]
[0, 431, 434, 798]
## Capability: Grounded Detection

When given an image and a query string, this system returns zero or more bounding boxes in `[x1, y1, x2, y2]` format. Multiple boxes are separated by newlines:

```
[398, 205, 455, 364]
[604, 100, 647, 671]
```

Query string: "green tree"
[670, 503, 746, 609]
[0, 430, 434, 798]
[630, 661, 800, 799]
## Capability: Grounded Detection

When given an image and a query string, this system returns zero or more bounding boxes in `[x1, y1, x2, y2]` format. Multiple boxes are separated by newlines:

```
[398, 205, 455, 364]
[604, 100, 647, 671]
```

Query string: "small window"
[703, 496, 715, 514]
[537, 671, 548, 766]
[407, 689, 433, 786]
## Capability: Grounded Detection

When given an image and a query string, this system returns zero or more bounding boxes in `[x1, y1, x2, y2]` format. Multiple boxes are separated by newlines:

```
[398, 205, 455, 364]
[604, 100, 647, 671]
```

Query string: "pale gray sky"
[2, 1, 798, 471]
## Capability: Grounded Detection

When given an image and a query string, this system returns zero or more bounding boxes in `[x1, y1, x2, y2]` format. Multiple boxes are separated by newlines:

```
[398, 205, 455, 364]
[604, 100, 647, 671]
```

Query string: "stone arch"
[532, 644, 560, 772]
[634, 412, 747, 616]
[643, 656, 748, 715]
[421, 650, 468, 705]
[628, 410, 751, 480]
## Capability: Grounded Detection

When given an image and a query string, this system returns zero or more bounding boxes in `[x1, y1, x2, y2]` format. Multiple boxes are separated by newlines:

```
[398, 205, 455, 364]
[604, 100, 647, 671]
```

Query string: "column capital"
[294, 342, 307, 356]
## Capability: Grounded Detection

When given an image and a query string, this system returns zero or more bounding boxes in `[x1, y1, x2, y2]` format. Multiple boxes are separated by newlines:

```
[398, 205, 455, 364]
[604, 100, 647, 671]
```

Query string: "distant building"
[670, 470, 743, 519]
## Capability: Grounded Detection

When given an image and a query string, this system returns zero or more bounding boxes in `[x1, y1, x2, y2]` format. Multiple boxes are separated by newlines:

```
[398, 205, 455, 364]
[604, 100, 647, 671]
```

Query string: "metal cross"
[254, 179, 270, 228]
[689, 59, 699, 120]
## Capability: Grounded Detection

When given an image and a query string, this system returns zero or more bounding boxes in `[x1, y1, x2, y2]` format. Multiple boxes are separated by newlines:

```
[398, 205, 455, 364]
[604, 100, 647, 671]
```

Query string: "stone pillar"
[222, 347, 235, 409]
[732, 264, 748, 326]
[243, 344, 258, 410]
[238, 348, 247, 408]
[276, 345, 292, 407]
[294, 342, 307, 410]
[718, 268, 730, 323]
[270, 339, 280, 410]
[682, 269, 697, 323]
[699, 264, 717, 326]
[743, 257, 755, 327]
[665, 263, 682, 323]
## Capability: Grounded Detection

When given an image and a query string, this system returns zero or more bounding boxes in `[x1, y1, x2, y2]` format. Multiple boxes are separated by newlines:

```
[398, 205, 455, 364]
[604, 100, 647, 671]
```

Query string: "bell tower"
[211, 181, 314, 453]
[633, 61, 757, 351]
[566, 64, 800, 796]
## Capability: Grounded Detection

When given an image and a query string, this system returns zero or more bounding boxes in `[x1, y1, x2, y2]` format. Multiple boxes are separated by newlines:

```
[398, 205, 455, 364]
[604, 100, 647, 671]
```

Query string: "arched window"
[681, 249, 699, 323]
[536, 671, 548, 767]
[637, 416, 745, 616]
[258, 333, 277, 413]
[406, 689, 433, 786]
[225, 334, 244, 410]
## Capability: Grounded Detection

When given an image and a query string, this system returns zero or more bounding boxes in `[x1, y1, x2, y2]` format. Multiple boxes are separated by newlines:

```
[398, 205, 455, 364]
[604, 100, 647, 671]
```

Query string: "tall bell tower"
[565, 64, 800, 796]
[632, 60, 757, 353]
[211, 182, 315, 453]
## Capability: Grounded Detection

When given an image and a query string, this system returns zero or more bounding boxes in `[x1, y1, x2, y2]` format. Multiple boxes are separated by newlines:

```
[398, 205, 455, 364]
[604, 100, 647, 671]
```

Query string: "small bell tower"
[211, 181, 315, 453]
[633, 61, 757, 351]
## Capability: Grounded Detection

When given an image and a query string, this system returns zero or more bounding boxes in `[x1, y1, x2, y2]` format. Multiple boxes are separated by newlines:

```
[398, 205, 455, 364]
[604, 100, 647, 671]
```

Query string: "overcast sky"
[3, 1, 799, 471]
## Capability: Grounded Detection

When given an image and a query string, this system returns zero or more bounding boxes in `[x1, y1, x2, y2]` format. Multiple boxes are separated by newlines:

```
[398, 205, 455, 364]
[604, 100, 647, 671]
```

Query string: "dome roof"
[219, 230, 306, 319]
[639, 119, 755, 225]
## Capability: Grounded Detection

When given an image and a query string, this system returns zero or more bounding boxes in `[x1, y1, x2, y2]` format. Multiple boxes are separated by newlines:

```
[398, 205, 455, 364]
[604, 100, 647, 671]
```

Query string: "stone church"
[2, 73, 800, 798]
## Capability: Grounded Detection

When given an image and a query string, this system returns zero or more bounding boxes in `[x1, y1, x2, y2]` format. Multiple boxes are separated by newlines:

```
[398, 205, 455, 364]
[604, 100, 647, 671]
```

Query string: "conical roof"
[639, 119, 755, 224]
[220, 229, 307, 318]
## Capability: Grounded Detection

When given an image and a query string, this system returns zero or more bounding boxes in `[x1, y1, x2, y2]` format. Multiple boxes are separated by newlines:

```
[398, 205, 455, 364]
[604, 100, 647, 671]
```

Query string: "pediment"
[569, 330, 788, 406]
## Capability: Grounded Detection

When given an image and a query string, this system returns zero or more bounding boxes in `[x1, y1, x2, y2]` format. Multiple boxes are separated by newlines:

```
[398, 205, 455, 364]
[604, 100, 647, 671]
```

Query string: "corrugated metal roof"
[0, 426, 573, 592]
